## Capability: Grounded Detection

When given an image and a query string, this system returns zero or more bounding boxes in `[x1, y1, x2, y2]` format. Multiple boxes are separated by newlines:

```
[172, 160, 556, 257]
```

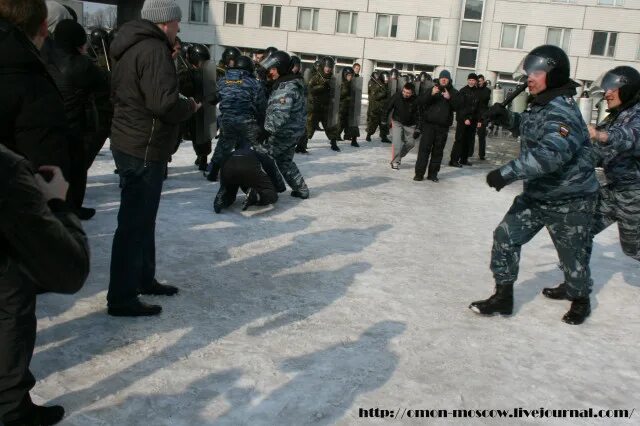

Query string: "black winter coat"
[456, 85, 481, 123]
[418, 84, 461, 128]
[45, 46, 110, 135]
[0, 19, 70, 173]
[109, 20, 193, 162]
[0, 144, 89, 295]
[476, 85, 491, 122]
[384, 92, 420, 126]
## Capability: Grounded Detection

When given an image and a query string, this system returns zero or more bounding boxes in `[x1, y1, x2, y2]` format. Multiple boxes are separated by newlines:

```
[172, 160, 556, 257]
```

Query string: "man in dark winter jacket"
[474, 75, 491, 160]
[46, 19, 110, 220]
[384, 83, 421, 170]
[0, 145, 90, 426]
[450, 73, 480, 166]
[108, 0, 198, 317]
[414, 70, 460, 182]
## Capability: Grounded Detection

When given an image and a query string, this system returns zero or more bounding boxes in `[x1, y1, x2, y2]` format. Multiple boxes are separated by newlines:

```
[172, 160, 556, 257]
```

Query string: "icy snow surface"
[32, 134, 639, 425]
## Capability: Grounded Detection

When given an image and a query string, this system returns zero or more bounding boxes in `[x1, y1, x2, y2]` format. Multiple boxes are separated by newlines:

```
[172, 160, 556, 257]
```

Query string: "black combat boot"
[469, 284, 513, 316]
[4, 404, 66, 426]
[197, 155, 208, 171]
[380, 135, 392, 144]
[365, 133, 372, 142]
[330, 140, 341, 151]
[351, 137, 360, 147]
[542, 282, 568, 300]
[562, 298, 590, 325]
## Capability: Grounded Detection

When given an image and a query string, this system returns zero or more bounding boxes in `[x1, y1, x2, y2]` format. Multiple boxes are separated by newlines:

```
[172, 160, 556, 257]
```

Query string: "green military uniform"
[338, 79, 359, 139]
[305, 71, 339, 141]
[366, 78, 389, 138]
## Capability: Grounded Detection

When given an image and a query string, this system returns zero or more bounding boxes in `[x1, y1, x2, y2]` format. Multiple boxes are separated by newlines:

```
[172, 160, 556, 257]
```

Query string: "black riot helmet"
[180, 42, 192, 59]
[320, 57, 335, 74]
[234, 55, 255, 73]
[264, 46, 278, 58]
[389, 68, 400, 79]
[592, 66, 640, 105]
[188, 43, 210, 66]
[405, 74, 416, 83]
[90, 28, 108, 49]
[313, 60, 321, 72]
[515, 44, 570, 89]
[419, 71, 432, 83]
[370, 71, 380, 81]
[289, 55, 301, 73]
[221, 46, 242, 66]
[342, 66, 354, 80]
[379, 71, 390, 84]
[260, 50, 291, 77]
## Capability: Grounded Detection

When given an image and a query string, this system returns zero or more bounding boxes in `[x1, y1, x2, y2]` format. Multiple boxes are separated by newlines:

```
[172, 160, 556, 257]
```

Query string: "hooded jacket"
[384, 92, 420, 126]
[0, 19, 70, 173]
[109, 20, 193, 162]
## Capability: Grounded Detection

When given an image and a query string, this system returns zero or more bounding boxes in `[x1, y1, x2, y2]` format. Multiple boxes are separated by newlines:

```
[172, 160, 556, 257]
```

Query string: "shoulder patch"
[558, 123, 570, 138]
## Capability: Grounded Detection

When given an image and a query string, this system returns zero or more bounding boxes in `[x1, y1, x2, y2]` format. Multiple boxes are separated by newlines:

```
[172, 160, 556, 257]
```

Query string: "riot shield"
[303, 68, 312, 84]
[388, 78, 399, 96]
[397, 76, 407, 93]
[417, 80, 434, 96]
[490, 87, 505, 106]
[202, 60, 218, 141]
[327, 74, 342, 129]
[349, 76, 363, 128]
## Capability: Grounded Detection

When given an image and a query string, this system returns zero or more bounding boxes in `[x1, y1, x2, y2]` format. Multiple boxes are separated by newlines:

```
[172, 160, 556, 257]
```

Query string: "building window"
[546, 27, 571, 51]
[224, 2, 244, 25]
[501, 24, 526, 49]
[298, 8, 319, 31]
[598, 0, 624, 5]
[591, 31, 617, 57]
[458, 48, 477, 68]
[416, 17, 439, 41]
[261, 5, 281, 28]
[336, 11, 357, 34]
[460, 21, 481, 43]
[375, 14, 399, 38]
[464, 0, 484, 20]
[190, 0, 209, 23]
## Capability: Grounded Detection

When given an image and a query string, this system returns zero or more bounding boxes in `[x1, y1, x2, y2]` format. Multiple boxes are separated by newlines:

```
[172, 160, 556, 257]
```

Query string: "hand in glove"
[486, 169, 507, 192]
[412, 130, 421, 140]
[483, 104, 510, 126]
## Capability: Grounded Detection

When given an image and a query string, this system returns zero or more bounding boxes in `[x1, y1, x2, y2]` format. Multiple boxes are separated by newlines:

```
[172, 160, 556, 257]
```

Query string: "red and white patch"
[558, 124, 570, 138]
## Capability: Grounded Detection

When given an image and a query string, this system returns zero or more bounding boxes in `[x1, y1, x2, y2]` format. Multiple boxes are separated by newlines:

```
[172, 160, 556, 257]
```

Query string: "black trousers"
[68, 136, 88, 210]
[0, 275, 36, 423]
[450, 120, 477, 164]
[475, 122, 487, 159]
[415, 123, 449, 179]
[217, 155, 278, 209]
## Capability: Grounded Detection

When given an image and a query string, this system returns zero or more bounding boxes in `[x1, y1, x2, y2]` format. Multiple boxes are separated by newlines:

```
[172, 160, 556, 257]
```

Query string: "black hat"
[467, 73, 478, 81]
[54, 19, 87, 51]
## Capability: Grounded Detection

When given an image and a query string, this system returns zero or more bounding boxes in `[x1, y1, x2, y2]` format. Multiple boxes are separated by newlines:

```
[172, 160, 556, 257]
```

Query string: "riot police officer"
[366, 71, 391, 143]
[339, 67, 360, 147]
[306, 56, 341, 151]
[470, 45, 600, 325]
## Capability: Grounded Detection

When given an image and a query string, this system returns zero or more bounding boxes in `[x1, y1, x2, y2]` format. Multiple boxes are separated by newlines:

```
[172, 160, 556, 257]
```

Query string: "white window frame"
[500, 24, 526, 50]
[597, 0, 624, 6]
[224, 2, 244, 26]
[335, 10, 358, 35]
[190, 0, 209, 23]
[590, 31, 617, 57]
[297, 8, 319, 31]
[546, 27, 571, 52]
[416, 17, 439, 42]
[260, 5, 281, 28]
[375, 14, 399, 38]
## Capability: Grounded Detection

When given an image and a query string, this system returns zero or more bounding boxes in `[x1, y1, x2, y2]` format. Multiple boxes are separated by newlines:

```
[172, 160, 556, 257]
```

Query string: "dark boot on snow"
[469, 284, 513, 316]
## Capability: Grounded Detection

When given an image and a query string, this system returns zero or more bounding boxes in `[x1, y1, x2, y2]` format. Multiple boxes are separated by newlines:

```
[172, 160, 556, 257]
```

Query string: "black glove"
[483, 104, 510, 126]
[257, 128, 271, 144]
[413, 130, 421, 139]
[486, 169, 507, 192]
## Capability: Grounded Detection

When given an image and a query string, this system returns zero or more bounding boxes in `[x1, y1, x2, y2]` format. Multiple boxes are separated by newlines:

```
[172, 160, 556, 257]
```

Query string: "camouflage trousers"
[491, 194, 596, 299]
[589, 186, 640, 261]
[267, 132, 309, 197]
[210, 121, 260, 167]
[366, 106, 389, 137]
[306, 108, 340, 141]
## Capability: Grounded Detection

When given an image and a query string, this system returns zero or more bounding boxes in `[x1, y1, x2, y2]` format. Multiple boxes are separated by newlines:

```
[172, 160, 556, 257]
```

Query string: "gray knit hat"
[141, 0, 182, 23]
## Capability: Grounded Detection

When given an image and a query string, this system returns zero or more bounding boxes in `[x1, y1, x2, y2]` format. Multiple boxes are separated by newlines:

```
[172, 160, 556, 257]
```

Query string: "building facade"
[176, 0, 640, 91]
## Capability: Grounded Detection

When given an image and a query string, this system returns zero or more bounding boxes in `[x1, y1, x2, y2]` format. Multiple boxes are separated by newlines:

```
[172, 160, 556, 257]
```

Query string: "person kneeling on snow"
[213, 140, 286, 213]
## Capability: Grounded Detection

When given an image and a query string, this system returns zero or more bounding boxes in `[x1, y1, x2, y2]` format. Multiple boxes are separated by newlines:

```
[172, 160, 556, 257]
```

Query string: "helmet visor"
[591, 70, 629, 95]
[513, 54, 557, 79]
[259, 55, 280, 71]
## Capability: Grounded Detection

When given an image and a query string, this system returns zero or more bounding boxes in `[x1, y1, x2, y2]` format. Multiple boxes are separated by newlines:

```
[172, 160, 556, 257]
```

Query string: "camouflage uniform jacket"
[593, 102, 640, 189]
[216, 68, 267, 126]
[265, 75, 307, 137]
[499, 87, 599, 201]
[307, 72, 331, 111]
[368, 79, 389, 111]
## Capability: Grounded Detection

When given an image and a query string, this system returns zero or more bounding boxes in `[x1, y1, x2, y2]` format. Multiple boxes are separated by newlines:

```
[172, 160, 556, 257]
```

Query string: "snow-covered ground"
[32, 134, 639, 425]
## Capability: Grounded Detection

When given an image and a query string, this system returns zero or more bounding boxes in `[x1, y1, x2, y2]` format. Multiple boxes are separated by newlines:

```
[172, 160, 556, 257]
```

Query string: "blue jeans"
[108, 149, 166, 307]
